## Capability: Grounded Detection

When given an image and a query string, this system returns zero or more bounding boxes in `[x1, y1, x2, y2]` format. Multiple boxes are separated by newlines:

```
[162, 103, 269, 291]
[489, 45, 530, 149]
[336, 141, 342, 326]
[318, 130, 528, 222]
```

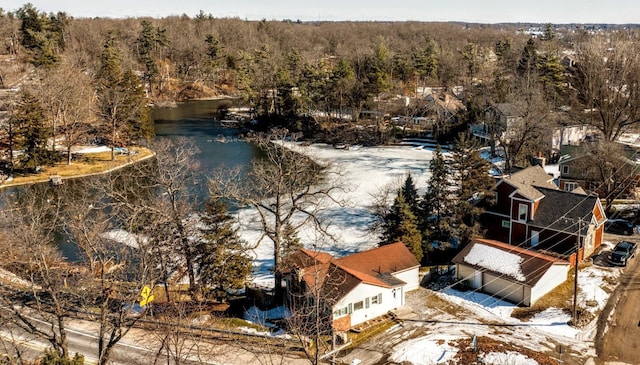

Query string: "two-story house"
[481, 165, 606, 264]
[470, 104, 596, 164]
[471, 103, 519, 146]
[558, 142, 640, 200]
[280, 242, 420, 337]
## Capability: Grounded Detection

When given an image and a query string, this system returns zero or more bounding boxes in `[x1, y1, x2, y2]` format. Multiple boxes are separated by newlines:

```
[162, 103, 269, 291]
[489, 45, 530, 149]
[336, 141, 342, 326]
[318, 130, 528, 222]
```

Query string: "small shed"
[452, 238, 570, 306]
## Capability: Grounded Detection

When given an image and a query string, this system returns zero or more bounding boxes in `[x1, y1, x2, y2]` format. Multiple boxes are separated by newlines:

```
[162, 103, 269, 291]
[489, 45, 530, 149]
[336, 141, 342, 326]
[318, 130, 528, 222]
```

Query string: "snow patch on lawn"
[481, 351, 538, 365]
[389, 334, 459, 364]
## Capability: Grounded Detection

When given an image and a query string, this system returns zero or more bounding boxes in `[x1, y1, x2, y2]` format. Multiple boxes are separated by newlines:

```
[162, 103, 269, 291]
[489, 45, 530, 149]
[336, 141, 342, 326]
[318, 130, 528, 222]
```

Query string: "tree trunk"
[111, 119, 117, 161]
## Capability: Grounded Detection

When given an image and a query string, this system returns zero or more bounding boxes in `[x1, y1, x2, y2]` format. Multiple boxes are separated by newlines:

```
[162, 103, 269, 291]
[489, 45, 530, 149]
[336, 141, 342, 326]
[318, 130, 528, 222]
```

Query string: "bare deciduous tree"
[209, 129, 345, 294]
[570, 35, 640, 141]
[36, 58, 94, 165]
[495, 86, 553, 173]
[0, 185, 74, 361]
[59, 177, 158, 365]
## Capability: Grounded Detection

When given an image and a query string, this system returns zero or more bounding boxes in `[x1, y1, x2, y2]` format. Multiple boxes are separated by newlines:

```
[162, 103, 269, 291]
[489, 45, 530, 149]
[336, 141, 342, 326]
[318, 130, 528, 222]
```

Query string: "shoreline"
[0, 147, 156, 190]
[152, 95, 243, 108]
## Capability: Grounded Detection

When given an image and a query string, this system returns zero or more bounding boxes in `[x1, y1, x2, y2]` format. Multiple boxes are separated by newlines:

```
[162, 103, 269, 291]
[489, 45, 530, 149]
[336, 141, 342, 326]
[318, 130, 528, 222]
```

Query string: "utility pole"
[573, 218, 582, 325]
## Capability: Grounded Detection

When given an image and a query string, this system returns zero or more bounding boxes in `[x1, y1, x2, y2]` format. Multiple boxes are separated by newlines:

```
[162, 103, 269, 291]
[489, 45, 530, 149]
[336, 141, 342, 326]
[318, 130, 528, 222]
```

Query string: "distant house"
[452, 238, 570, 306]
[481, 165, 606, 263]
[470, 104, 596, 161]
[413, 92, 465, 132]
[280, 242, 420, 334]
[471, 103, 520, 146]
[558, 143, 640, 200]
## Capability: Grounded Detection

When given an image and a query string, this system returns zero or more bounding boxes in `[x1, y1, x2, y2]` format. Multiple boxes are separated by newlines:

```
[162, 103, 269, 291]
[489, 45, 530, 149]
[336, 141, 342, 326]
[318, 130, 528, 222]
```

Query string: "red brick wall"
[333, 315, 351, 332]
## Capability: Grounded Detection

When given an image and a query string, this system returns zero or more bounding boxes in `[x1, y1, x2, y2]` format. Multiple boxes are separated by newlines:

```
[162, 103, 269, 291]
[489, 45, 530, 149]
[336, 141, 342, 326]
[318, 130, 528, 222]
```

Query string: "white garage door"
[483, 274, 524, 305]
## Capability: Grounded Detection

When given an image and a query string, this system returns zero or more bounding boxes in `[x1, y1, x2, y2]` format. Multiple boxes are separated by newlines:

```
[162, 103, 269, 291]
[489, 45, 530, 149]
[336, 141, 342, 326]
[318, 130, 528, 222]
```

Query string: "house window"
[518, 204, 528, 221]
[562, 165, 569, 175]
[333, 306, 348, 318]
[501, 220, 511, 228]
[353, 301, 364, 311]
[564, 182, 578, 192]
[371, 293, 382, 305]
[365, 297, 370, 309]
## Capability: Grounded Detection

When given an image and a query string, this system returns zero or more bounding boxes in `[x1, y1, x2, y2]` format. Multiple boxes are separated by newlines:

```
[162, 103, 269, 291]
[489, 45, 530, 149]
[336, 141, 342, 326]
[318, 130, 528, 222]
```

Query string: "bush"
[40, 349, 84, 365]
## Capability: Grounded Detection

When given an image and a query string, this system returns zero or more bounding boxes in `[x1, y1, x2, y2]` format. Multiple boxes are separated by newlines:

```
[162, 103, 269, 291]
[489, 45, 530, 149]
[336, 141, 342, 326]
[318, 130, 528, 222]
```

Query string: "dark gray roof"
[376, 273, 406, 287]
[529, 187, 600, 235]
[494, 103, 519, 117]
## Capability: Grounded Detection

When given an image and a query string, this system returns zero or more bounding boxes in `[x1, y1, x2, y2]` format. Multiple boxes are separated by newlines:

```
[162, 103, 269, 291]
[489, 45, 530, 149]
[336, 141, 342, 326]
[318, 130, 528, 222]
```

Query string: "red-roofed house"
[452, 238, 570, 306]
[280, 242, 420, 332]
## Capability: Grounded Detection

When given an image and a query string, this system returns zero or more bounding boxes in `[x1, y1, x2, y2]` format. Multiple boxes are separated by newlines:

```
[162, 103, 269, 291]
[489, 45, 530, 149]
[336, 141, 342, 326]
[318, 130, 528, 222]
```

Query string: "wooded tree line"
[2, 5, 640, 171]
[2, 5, 640, 173]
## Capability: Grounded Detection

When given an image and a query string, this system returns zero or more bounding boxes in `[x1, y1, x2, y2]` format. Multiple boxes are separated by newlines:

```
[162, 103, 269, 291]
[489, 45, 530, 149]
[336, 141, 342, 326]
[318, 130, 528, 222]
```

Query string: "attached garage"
[453, 238, 570, 307]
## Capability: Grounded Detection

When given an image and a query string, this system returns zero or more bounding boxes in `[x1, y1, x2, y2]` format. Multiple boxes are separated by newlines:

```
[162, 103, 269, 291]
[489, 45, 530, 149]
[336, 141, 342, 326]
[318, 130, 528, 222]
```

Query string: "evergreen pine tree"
[541, 23, 555, 41]
[402, 173, 419, 217]
[517, 38, 538, 80]
[16, 4, 65, 66]
[120, 69, 154, 144]
[537, 52, 566, 97]
[280, 222, 303, 259]
[96, 32, 154, 160]
[449, 133, 495, 245]
[14, 92, 55, 170]
[196, 198, 252, 301]
[381, 190, 423, 262]
[419, 144, 451, 252]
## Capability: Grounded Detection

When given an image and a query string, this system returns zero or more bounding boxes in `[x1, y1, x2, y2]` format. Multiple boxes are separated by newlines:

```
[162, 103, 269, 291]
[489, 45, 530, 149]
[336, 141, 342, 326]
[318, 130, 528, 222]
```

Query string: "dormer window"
[562, 165, 569, 175]
[518, 203, 528, 221]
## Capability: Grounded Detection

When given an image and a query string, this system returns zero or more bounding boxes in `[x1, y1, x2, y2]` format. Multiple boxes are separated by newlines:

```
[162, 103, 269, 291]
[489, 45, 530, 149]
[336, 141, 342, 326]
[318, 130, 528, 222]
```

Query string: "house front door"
[392, 287, 403, 307]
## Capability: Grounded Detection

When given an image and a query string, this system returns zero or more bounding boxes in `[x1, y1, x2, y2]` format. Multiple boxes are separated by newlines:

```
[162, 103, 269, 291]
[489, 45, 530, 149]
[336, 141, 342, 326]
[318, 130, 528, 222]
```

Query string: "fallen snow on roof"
[465, 243, 526, 281]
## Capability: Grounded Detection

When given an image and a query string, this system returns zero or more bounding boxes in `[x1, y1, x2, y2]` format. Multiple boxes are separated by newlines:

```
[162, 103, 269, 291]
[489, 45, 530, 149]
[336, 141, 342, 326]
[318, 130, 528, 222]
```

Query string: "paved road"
[0, 308, 310, 365]
[596, 234, 640, 365]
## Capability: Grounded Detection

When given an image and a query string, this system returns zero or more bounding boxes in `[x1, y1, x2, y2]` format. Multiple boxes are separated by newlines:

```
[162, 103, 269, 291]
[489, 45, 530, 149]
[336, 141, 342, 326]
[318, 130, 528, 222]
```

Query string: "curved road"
[597, 235, 640, 364]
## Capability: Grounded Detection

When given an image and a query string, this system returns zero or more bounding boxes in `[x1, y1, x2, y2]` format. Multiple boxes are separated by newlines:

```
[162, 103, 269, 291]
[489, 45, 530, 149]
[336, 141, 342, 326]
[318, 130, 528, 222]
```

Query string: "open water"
[152, 99, 261, 202]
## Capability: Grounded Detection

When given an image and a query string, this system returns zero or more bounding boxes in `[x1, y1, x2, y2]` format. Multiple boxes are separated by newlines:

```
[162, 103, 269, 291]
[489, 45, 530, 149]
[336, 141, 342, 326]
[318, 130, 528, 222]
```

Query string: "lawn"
[0, 147, 155, 188]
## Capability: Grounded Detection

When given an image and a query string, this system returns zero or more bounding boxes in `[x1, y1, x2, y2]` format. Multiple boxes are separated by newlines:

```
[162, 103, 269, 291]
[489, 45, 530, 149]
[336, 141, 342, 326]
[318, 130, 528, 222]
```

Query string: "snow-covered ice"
[239, 143, 435, 285]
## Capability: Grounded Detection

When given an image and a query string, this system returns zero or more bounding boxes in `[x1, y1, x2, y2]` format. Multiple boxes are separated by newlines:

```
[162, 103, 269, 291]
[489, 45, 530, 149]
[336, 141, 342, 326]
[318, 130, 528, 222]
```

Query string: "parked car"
[608, 240, 637, 266]
[604, 219, 635, 236]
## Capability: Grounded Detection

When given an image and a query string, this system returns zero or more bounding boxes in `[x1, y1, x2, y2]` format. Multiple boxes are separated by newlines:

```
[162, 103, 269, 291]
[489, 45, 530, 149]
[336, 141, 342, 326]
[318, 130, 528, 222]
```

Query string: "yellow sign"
[139, 285, 154, 306]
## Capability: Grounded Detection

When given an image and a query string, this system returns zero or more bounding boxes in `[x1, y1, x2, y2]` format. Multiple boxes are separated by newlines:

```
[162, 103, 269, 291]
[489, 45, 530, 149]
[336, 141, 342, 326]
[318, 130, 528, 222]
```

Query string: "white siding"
[333, 284, 397, 327]
[530, 263, 570, 305]
[456, 260, 569, 307]
[457, 264, 480, 289]
[394, 266, 420, 291]
[523, 286, 532, 307]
